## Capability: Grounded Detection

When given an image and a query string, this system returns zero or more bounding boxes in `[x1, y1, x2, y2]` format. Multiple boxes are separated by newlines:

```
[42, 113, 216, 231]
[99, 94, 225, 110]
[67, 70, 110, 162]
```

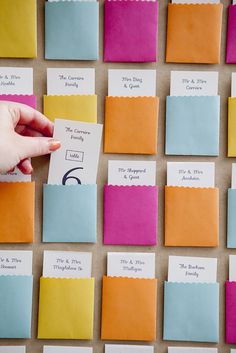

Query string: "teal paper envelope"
[0, 275, 33, 338]
[43, 184, 97, 243]
[163, 282, 219, 343]
[227, 189, 236, 248]
[45, 1, 99, 60]
[165, 96, 220, 156]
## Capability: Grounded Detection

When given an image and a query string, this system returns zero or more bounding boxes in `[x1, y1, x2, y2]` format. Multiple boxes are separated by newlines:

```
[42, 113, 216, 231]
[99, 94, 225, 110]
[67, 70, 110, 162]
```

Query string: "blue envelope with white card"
[227, 163, 236, 248]
[163, 256, 219, 343]
[165, 71, 220, 156]
[0, 251, 33, 338]
[43, 119, 102, 243]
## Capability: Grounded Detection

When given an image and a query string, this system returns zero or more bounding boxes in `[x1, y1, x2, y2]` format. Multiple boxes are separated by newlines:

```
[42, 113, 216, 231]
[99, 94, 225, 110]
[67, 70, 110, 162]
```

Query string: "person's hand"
[0, 102, 61, 174]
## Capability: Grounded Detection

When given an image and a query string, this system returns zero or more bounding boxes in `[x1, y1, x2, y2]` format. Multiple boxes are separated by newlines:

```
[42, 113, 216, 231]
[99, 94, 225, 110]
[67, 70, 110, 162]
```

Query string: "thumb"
[17, 135, 61, 160]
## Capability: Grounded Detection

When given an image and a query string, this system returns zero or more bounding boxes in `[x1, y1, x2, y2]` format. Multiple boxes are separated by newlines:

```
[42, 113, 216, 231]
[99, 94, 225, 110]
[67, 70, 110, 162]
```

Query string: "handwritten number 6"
[62, 167, 83, 185]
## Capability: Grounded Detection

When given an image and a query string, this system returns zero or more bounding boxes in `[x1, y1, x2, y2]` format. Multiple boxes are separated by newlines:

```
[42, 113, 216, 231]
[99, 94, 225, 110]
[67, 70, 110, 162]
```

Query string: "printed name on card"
[168, 256, 217, 283]
[168, 348, 218, 353]
[0, 251, 32, 276]
[170, 71, 218, 96]
[44, 347, 93, 353]
[47, 119, 103, 185]
[43, 251, 92, 278]
[167, 162, 215, 188]
[0, 67, 33, 95]
[229, 255, 236, 282]
[107, 252, 155, 279]
[0, 168, 31, 182]
[0, 347, 26, 353]
[47, 68, 95, 95]
[108, 160, 156, 186]
[108, 69, 156, 97]
[105, 345, 154, 353]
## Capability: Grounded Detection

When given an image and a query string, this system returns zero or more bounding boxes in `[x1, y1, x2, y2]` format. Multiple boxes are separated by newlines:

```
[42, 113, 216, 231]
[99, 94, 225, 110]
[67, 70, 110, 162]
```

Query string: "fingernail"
[48, 139, 61, 152]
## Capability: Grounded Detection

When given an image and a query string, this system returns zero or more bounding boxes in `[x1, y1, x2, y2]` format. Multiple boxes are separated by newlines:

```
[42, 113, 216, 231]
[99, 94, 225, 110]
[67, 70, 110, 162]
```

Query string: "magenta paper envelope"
[226, 5, 236, 64]
[226, 281, 236, 344]
[0, 95, 36, 109]
[104, 185, 158, 245]
[104, 0, 158, 62]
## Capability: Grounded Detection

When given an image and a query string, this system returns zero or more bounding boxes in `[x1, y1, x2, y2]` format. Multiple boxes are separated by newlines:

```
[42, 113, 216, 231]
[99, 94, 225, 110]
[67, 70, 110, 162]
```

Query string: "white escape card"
[167, 162, 215, 188]
[107, 252, 155, 279]
[0, 348, 26, 353]
[172, 0, 219, 3]
[108, 160, 156, 186]
[168, 256, 217, 283]
[231, 350, 236, 353]
[44, 347, 93, 353]
[48, 119, 102, 185]
[0, 168, 31, 182]
[0, 67, 33, 95]
[105, 345, 154, 353]
[232, 163, 236, 189]
[47, 68, 95, 95]
[0, 251, 32, 276]
[170, 71, 218, 96]
[232, 73, 236, 97]
[168, 348, 217, 353]
[229, 255, 236, 282]
[108, 69, 156, 97]
[43, 251, 92, 278]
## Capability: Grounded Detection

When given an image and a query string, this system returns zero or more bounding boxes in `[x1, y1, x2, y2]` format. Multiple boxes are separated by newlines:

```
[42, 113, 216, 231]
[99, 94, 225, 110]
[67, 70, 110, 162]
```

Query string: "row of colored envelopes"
[1, 0, 236, 63]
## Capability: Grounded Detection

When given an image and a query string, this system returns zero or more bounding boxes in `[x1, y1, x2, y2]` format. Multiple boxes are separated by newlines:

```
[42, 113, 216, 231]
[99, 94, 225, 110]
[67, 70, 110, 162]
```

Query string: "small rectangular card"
[168, 256, 217, 283]
[107, 252, 155, 279]
[232, 73, 236, 97]
[48, 119, 103, 185]
[168, 348, 217, 353]
[229, 255, 236, 282]
[47, 68, 95, 95]
[0, 251, 32, 276]
[0, 168, 31, 182]
[43, 347, 93, 353]
[108, 69, 156, 97]
[170, 71, 218, 96]
[108, 160, 156, 186]
[172, 0, 220, 3]
[0, 348, 26, 353]
[43, 251, 92, 278]
[105, 345, 154, 353]
[0, 67, 33, 95]
[231, 350, 236, 353]
[232, 163, 236, 189]
[167, 162, 215, 188]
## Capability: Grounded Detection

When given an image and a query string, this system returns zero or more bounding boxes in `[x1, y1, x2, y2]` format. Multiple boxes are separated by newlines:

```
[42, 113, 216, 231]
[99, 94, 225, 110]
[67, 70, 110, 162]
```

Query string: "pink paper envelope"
[103, 185, 158, 246]
[104, 0, 158, 62]
[226, 5, 236, 64]
[0, 94, 36, 109]
[226, 281, 236, 343]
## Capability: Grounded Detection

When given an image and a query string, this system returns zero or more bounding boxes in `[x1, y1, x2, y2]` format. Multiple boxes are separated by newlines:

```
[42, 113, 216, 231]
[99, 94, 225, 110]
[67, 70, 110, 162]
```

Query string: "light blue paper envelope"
[163, 281, 219, 343]
[45, 1, 99, 60]
[43, 184, 97, 243]
[0, 275, 33, 338]
[165, 96, 220, 156]
[227, 189, 236, 248]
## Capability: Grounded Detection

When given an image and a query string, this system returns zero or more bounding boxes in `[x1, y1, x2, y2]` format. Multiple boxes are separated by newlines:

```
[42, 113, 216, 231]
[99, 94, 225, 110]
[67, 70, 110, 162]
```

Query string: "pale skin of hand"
[0, 102, 61, 174]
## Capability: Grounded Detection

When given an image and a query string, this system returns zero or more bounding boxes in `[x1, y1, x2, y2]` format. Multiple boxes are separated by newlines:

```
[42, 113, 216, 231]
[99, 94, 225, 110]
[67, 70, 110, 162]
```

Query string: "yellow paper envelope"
[38, 277, 94, 339]
[228, 97, 236, 157]
[44, 95, 97, 123]
[0, 0, 37, 58]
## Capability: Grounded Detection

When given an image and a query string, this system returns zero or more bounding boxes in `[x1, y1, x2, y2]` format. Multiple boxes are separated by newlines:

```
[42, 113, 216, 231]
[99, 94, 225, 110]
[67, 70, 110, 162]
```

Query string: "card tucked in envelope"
[101, 252, 157, 341]
[105, 345, 154, 353]
[44, 347, 92, 353]
[166, 71, 220, 156]
[226, 255, 236, 343]
[164, 255, 219, 343]
[0, 169, 31, 182]
[227, 164, 236, 248]
[168, 348, 217, 353]
[0, 251, 33, 338]
[165, 162, 219, 247]
[0, 348, 26, 353]
[38, 251, 94, 339]
[228, 74, 236, 157]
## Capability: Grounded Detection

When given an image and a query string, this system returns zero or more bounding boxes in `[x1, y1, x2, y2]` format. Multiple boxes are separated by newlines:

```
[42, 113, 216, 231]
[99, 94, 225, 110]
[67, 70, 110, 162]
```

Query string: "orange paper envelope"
[0, 182, 35, 243]
[165, 186, 219, 247]
[166, 3, 223, 64]
[104, 96, 159, 154]
[101, 276, 157, 341]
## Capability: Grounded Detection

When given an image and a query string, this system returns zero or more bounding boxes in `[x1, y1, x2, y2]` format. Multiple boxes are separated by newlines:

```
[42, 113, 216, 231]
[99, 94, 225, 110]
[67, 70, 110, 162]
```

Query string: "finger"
[0, 101, 54, 136]
[17, 135, 61, 160]
[17, 159, 33, 175]
[15, 124, 43, 138]
[7, 167, 15, 173]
